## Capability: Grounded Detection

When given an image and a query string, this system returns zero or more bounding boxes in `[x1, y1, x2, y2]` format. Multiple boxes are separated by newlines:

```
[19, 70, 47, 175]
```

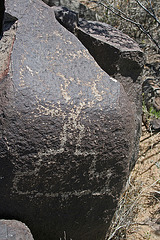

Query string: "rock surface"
[1, 0, 136, 240]
[0, 220, 34, 240]
[54, 7, 144, 169]
[76, 20, 144, 169]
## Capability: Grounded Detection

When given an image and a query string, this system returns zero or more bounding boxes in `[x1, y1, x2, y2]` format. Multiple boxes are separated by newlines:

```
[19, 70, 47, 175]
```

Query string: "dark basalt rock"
[1, 0, 136, 239]
[0, 220, 34, 240]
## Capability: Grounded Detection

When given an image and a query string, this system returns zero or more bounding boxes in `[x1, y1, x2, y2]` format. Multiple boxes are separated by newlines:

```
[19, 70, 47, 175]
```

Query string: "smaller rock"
[0, 220, 34, 240]
[150, 118, 160, 132]
[143, 78, 160, 111]
[53, 6, 78, 33]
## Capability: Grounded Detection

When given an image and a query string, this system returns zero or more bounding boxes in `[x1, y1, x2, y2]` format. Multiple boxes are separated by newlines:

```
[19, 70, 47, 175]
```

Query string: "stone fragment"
[0, 220, 34, 240]
[0, 0, 136, 240]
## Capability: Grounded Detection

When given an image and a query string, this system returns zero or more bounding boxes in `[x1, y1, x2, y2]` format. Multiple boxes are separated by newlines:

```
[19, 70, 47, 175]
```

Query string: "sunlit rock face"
[0, 1, 136, 239]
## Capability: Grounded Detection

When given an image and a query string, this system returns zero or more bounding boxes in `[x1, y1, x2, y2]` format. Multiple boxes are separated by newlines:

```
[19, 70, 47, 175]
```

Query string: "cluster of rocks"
[0, 0, 144, 239]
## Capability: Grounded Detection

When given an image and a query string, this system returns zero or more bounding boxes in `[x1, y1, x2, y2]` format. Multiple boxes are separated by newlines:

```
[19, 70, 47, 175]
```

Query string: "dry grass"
[105, 124, 160, 240]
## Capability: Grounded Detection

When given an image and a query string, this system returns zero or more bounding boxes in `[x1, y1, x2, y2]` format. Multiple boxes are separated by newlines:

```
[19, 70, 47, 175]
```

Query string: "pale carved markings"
[11, 97, 115, 198]
[12, 167, 112, 199]
[26, 65, 34, 76]
[19, 55, 26, 88]
[36, 99, 64, 118]
[57, 72, 72, 103]
[88, 155, 97, 180]
[10, 24, 119, 197]
[55, 46, 64, 58]
[12, 96, 108, 196]
[37, 100, 88, 158]
[53, 30, 63, 40]
[90, 82, 103, 101]
[62, 49, 93, 62]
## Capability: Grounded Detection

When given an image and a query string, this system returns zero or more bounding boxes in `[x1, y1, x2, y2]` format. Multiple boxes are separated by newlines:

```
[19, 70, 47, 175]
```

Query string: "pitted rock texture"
[0, 220, 34, 240]
[1, 0, 135, 240]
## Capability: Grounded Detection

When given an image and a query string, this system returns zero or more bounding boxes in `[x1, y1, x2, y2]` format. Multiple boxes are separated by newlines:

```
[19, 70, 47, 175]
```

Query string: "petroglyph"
[37, 101, 87, 158]
[26, 65, 34, 76]
[57, 72, 72, 103]
[90, 82, 103, 101]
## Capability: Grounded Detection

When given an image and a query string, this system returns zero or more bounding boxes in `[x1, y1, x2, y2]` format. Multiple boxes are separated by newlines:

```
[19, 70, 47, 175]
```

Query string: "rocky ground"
[106, 124, 160, 240]
[126, 125, 160, 240]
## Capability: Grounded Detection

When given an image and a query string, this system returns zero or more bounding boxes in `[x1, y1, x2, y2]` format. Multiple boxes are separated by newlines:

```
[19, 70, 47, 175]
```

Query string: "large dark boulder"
[0, 220, 34, 240]
[1, 0, 136, 239]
